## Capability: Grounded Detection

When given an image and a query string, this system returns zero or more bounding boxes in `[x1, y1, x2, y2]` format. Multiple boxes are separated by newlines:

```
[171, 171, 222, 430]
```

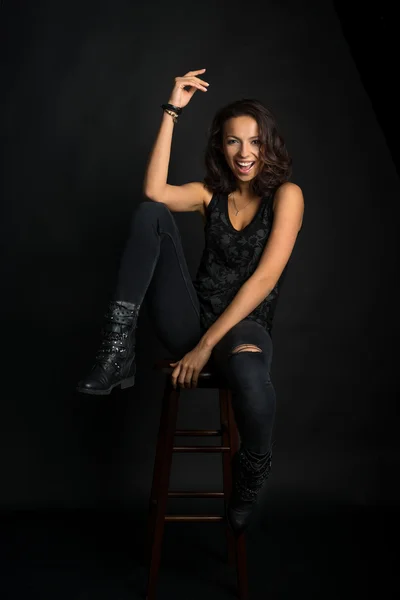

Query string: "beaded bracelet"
[163, 109, 178, 124]
[161, 103, 182, 115]
[161, 102, 182, 124]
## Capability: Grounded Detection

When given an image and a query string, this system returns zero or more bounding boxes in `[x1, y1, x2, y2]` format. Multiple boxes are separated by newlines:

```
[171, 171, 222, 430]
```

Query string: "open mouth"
[235, 161, 255, 174]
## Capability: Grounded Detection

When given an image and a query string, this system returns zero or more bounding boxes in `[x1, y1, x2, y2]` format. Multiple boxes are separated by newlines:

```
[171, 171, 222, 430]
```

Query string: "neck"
[231, 189, 259, 202]
[235, 183, 252, 197]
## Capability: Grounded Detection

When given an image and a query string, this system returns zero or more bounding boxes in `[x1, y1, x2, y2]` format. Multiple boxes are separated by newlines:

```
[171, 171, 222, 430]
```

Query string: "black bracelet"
[161, 103, 182, 115]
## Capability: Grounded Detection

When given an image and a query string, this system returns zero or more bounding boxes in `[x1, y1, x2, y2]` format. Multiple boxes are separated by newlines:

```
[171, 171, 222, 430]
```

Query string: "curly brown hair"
[202, 98, 292, 197]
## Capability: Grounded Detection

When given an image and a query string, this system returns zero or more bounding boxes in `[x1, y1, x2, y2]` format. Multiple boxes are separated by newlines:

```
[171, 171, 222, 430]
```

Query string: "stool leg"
[220, 388, 236, 566]
[145, 381, 170, 565]
[146, 378, 180, 600]
[227, 390, 249, 600]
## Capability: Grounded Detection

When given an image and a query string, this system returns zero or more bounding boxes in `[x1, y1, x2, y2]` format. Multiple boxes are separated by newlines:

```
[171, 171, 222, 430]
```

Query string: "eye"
[227, 139, 260, 145]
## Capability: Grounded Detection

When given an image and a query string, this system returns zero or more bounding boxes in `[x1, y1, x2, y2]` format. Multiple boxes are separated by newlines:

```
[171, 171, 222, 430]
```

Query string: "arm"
[143, 110, 176, 197]
[199, 182, 304, 349]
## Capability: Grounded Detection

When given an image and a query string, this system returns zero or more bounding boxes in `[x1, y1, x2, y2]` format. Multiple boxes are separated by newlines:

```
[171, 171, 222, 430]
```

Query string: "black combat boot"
[226, 445, 273, 537]
[76, 300, 140, 395]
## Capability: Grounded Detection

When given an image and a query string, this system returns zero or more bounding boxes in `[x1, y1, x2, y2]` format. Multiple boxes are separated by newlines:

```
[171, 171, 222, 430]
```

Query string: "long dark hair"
[202, 98, 292, 197]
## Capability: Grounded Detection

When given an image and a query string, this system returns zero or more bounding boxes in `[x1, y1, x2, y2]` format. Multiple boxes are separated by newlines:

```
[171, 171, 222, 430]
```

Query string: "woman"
[76, 68, 304, 537]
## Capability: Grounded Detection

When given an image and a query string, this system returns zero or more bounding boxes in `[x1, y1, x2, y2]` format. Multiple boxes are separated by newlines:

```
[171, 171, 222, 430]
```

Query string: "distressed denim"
[114, 201, 276, 453]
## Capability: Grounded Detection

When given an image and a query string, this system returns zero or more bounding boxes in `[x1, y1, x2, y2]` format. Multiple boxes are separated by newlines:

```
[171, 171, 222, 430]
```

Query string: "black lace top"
[192, 190, 290, 336]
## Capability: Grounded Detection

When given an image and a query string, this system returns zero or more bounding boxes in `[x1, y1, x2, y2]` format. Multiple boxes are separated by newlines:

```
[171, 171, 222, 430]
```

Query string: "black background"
[1, 1, 398, 598]
[334, 1, 399, 174]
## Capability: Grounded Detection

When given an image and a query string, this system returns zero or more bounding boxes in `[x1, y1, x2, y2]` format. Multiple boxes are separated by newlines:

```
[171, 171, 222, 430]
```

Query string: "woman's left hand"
[170, 343, 213, 389]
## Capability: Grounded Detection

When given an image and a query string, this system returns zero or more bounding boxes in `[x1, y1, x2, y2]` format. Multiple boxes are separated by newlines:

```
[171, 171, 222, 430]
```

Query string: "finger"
[184, 68, 206, 76]
[178, 366, 189, 388]
[190, 369, 200, 389]
[191, 76, 209, 90]
[194, 76, 209, 86]
[185, 78, 208, 92]
[184, 368, 194, 388]
[189, 370, 197, 388]
[179, 76, 208, 91]
[171, 365, 180, 389]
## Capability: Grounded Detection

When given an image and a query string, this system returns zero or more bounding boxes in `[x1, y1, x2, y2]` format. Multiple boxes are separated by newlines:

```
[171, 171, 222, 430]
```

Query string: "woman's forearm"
[199, 275, 274, 350]
[142, 110, 176, 198]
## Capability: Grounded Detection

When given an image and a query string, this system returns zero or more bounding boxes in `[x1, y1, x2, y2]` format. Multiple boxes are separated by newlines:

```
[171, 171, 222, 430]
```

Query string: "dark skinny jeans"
[113, 201, 276, 454]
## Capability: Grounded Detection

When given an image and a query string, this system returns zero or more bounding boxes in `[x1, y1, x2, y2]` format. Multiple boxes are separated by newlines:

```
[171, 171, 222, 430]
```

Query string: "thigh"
[211, 319, 273, 384]
[144, 204, 205, 358]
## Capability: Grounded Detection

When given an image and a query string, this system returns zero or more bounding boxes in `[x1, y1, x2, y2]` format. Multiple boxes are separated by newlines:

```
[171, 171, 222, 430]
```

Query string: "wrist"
[199, 333, 215, 350]
[164, 109, 178, 124]
[162, 103, 180, 125]
[166, 101, 182, 111]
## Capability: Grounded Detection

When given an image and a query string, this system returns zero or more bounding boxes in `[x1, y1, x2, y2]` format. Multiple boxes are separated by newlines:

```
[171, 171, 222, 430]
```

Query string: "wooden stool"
[145, 358, 249, 600]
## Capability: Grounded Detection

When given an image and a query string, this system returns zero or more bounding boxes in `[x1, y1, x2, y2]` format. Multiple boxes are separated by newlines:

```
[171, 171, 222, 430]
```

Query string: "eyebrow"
[225, 135, 259, 139]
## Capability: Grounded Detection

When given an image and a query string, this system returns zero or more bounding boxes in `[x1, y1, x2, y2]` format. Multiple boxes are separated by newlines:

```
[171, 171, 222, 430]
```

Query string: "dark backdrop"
[1, 0, 398, 598]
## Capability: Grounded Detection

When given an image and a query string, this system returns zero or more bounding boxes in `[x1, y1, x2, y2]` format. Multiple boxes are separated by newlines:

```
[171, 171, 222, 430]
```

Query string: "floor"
[1, 506, 393, 599]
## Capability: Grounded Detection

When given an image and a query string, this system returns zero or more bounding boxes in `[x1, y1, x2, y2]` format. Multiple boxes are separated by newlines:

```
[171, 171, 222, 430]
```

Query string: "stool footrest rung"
[175, 429, 221, 436]
[173, 445, 230, 452]
[165, 515, 225, 522]
[168, 491, 224, 498]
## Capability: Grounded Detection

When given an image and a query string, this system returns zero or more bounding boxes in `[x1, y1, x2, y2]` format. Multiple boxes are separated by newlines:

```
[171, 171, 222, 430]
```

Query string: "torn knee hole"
[232, 344, 262, 354]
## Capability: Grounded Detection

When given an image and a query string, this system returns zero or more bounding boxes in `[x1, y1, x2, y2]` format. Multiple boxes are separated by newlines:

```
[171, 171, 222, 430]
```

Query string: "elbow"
[251, 274, 277, 294]
[143, 189, 157, 201]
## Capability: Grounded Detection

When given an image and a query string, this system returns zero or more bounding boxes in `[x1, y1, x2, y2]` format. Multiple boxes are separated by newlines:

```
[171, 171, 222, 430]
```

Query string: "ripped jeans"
[113, 201, 276, 454]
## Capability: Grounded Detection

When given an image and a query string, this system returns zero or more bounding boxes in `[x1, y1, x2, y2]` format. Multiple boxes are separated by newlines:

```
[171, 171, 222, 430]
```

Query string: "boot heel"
[225, 502, 242, 539]
[121, 375, 135, 389]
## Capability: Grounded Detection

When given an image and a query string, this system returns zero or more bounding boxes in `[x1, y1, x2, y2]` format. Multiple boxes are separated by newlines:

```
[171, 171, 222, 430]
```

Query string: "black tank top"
[192, 190, 290, 336]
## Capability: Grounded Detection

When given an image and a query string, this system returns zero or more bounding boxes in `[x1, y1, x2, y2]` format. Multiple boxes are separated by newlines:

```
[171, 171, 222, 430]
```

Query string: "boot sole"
[76, 374, 136, 395]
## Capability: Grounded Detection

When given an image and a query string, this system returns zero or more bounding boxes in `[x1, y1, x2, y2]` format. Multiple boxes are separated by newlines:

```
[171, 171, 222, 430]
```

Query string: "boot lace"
[94, 301, 139, 369]
[95, 330, 129, 369]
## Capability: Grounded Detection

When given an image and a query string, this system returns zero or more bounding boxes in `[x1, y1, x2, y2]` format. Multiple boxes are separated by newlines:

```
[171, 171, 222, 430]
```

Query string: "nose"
[236, 143, 256, 159]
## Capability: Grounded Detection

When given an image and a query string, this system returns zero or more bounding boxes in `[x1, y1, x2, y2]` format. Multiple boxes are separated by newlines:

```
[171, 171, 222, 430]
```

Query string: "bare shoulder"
[272, 182, 304, 231]
[272, 181, 304, 212]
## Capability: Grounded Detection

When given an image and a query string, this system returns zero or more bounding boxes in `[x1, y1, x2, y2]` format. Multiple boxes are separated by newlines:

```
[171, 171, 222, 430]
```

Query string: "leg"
[114, 200, 204, 357]
[212, 320, 275, 454]
[231, 344, 262, 353]
[212, 320, 275, 535]
[77, 202, 204, 393]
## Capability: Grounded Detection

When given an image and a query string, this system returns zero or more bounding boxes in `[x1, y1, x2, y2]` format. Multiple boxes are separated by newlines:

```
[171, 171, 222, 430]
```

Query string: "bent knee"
[231, 344, 262, 354]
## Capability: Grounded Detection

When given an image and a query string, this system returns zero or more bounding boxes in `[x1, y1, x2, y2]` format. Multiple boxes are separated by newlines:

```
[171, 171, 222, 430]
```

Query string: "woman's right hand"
[167, 68, 209, 109]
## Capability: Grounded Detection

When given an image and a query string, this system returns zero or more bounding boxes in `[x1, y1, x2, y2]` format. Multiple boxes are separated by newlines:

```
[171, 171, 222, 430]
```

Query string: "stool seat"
[154, 358, 228, 388]
[144, 358, 249, 600]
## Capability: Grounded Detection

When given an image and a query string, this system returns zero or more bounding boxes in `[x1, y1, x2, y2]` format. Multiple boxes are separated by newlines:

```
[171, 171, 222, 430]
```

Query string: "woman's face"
[222, 115, 261, 181]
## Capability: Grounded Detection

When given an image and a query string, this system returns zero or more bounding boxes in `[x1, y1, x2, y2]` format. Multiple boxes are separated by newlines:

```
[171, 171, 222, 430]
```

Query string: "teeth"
[237, 161, 254, 167]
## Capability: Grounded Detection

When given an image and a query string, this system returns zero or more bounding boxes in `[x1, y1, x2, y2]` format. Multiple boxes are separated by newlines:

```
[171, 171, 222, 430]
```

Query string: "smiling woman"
[227, 135, 260, 174]
[192, 98, 301, 337]
[203, 98, 292, 203]
[75, 69, 304, 538]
